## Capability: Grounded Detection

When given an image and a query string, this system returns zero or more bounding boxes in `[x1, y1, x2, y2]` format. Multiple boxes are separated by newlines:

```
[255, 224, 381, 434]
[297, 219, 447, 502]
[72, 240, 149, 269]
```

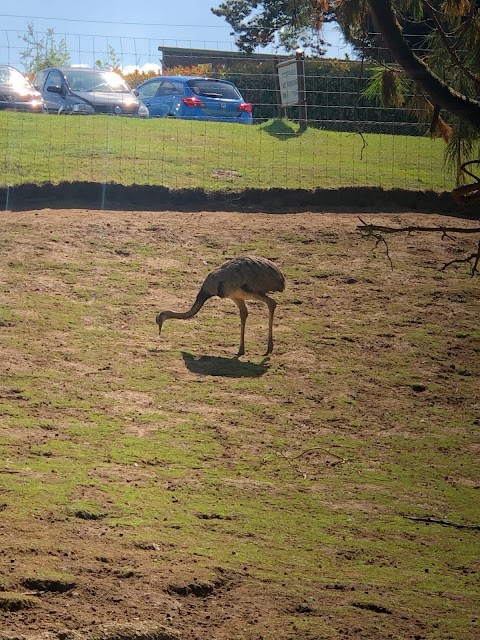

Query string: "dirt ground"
[0, 208, 478, 640]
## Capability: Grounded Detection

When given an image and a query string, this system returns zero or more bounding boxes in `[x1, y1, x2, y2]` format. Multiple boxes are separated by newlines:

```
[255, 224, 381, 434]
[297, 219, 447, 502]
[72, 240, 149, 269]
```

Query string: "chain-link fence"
[0, 27, 455, 195]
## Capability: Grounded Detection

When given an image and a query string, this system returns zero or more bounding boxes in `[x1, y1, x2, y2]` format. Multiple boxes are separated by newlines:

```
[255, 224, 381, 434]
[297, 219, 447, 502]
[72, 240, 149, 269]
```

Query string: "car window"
[33, 70, 47, 90]
[157, 81, 183, 96]
[0, 67, 31, 90]
[67, 72, 91, 92]
[63, 70, 131, 93]
[46, 70, 64, 90]
[170, 81, 184, 94]
[187, 80, 240, 100]
[0, 67, 31, 88]
[137, 81, 161, 99]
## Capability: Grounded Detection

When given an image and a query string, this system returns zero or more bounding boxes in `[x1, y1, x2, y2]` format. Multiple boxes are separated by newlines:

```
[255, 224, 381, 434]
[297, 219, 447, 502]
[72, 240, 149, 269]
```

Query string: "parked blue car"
[135, 76, 253, 124]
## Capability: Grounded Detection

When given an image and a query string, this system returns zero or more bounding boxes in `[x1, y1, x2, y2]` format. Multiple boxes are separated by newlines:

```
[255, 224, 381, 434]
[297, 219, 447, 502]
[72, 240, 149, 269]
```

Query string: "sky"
[1, 1, 349, 72]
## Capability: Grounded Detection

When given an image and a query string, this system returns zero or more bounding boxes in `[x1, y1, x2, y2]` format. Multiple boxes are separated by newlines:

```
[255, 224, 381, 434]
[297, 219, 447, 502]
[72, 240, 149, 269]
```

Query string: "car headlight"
[138, 103, 149, 117]
[71, 103, 95, 114]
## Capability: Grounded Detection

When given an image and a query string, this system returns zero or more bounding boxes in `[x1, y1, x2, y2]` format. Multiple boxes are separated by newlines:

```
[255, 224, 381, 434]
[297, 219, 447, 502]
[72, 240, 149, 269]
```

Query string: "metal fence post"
[273, 56, 284, 119]
[296, 49, 307, 128]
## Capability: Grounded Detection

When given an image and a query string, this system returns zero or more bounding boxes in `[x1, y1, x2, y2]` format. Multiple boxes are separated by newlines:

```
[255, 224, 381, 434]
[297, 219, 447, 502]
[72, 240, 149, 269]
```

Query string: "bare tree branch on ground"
[357, 217, 480, 276]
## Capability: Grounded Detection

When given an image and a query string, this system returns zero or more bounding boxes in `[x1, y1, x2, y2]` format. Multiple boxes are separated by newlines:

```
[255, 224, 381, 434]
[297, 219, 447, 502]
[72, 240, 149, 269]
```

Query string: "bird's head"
[155, 311, 167, 335]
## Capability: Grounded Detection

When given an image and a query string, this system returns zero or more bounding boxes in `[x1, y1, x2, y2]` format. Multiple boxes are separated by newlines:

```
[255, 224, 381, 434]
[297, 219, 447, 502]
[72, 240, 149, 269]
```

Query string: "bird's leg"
[233, 298, 248, 356]
[262, 295, 277, 355]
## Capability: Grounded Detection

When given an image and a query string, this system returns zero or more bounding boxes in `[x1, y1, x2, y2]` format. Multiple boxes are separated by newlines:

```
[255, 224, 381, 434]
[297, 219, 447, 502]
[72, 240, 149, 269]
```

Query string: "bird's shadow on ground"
[262, 118, 308, 140]
[182, 352, 270, 377]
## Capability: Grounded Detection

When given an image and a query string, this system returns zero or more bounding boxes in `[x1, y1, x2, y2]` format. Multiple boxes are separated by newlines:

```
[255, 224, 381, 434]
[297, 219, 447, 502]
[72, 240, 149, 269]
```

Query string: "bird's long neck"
[163, 289, 212, 321]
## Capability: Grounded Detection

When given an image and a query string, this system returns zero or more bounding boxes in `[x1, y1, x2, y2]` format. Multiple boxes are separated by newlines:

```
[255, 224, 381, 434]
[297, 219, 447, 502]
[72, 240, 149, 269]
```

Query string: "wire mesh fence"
[0, 25, 456, 196]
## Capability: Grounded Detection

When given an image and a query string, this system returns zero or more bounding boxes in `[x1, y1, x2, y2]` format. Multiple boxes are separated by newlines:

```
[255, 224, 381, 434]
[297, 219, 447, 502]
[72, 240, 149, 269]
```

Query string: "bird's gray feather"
[201, 256, 285, 298]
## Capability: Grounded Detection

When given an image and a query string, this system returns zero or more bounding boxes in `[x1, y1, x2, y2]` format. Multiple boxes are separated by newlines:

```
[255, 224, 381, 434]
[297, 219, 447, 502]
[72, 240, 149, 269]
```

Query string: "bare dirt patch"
[0, 208, 478, 640]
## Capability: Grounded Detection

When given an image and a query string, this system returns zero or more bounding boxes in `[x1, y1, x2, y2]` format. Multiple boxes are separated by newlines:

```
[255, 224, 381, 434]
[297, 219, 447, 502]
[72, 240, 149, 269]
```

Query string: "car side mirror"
[133, 90, 139, 96]
[46, 85, 63, 94]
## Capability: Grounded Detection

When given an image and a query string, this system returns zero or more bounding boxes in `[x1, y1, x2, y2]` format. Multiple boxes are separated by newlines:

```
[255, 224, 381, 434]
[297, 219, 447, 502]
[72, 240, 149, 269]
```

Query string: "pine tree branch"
[367, 0, 480, 130]
[421, 0, 480, 91]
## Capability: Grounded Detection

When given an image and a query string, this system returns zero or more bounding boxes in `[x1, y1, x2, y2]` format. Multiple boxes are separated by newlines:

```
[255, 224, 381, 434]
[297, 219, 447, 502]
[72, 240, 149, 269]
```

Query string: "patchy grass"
[0, 111, 453, 191]
[0, 208, 478, 640]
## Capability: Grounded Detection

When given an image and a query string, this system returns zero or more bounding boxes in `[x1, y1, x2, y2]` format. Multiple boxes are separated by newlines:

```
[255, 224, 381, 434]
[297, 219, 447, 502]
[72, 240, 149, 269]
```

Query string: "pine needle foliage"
[362, 67, 406, 108]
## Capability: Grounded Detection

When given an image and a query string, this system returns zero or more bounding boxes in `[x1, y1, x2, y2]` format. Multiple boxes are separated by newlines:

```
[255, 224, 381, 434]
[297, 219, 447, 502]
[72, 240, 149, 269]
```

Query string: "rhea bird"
[156, 256, 286, 356]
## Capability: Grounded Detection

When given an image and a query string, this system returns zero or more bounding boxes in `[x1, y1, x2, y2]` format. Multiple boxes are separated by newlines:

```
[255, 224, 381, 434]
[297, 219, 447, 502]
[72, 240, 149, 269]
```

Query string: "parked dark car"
[0, 65, 45, 112]
[134, 76, 253, 124]
[32, 67, 149, 116]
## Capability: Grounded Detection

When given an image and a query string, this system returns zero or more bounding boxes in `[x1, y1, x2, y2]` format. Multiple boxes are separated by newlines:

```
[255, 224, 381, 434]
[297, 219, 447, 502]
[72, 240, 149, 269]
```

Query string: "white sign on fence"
[277, 59, 299, 107]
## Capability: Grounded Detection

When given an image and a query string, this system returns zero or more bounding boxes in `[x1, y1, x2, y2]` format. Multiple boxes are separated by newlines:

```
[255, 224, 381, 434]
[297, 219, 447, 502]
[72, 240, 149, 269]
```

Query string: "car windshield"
[65, 70, 131, 93]
[187, 80, 240, 100]
[0, 67, 32, 90]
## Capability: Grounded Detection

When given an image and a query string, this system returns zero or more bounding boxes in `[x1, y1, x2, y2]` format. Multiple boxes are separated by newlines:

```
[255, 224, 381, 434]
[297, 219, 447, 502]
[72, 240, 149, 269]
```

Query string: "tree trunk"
[368, 0, 480, 131]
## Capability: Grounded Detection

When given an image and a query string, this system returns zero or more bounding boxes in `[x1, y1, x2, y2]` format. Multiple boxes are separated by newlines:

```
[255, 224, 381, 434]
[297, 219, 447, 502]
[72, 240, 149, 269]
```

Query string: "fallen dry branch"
[440, 238, 480, 276]
[357, 219, 480, 236]
[263, 446, 348, 479]
[357, 217, 480, 276]
[451, 182, 480, 207]
[451, 160, 480, 207]
[283, 446, 349, 463]
[403, 515, 480, 531]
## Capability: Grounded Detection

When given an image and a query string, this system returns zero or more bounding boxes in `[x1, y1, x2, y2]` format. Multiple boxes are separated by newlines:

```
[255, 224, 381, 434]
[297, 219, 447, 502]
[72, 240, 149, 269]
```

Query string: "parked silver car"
[0, 65, 46, 112]
[33, 67, 148, 116]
